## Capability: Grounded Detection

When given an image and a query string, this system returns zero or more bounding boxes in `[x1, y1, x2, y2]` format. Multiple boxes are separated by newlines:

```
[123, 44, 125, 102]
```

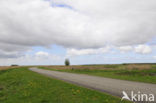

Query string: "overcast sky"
[0, 0, 156, 65]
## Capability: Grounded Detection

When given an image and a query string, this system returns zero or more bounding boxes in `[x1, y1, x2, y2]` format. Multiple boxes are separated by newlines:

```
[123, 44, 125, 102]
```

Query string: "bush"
[65, 59, 70, 66]
[11, 64, 18, 66]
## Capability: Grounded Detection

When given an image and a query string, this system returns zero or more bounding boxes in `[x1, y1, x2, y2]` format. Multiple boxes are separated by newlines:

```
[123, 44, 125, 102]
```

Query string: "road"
[29, 68, 156, 102]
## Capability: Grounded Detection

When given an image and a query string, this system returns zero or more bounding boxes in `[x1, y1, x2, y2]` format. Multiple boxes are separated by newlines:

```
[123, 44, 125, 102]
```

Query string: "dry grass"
[40, 64, 156, 70]
[0, 66, 23, 70]
[40, 65, 110, 70]
[125, 64, 151, 70]
[0, 66, 12, 70]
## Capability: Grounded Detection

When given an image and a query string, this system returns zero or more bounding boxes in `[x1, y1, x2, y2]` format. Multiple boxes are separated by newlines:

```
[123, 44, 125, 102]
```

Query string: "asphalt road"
[29, 68, 156, 102]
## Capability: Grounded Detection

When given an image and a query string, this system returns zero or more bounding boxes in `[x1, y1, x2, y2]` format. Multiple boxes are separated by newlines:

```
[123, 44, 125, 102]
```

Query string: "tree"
[65, 59, 70, 66]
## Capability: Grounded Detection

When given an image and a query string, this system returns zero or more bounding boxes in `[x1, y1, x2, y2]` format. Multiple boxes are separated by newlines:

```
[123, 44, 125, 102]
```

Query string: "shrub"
[11, 64, 18, 66]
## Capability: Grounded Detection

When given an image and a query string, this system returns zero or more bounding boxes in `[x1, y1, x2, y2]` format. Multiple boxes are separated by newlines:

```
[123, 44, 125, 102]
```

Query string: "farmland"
[39, 64, 156, 84]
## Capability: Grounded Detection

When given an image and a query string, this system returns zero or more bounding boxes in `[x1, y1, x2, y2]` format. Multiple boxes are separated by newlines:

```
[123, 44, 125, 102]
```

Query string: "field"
[0, 66, 17, 70]
[0, 67, 131, 103]
[39, 64, 156, 84]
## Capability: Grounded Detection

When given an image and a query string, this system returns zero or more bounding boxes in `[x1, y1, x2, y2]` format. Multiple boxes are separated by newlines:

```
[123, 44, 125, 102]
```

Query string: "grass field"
[0, 67, 131, 103]
[39, 64, 156, 84]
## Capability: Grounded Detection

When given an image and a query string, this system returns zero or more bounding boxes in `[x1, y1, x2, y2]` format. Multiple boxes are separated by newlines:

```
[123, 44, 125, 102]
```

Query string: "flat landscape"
[0, 0, 156, 103]
[39, 64, 156, 84]
[0, 64, 156, 103]
[29, 67, 156, 99]
[0, 67, 131, 103]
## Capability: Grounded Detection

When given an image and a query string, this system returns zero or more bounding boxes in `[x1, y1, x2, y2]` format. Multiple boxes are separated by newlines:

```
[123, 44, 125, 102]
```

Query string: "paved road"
[29, 68, 156, 101]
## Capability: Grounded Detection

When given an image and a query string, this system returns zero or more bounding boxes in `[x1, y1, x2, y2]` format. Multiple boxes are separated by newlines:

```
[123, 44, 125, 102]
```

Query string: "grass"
[0, 66, 17, 70]
[0, 67, 131, 103]
[39, 64, 156, 84]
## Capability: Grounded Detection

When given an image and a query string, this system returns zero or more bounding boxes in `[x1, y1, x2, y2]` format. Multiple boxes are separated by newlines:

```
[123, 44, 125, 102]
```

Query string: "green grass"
[40, 66, 156, 84]
[0, 67, 131, 103]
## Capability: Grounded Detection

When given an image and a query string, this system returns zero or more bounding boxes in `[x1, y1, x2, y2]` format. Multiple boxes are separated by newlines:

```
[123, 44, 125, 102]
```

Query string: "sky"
[0, 0, 156, 65]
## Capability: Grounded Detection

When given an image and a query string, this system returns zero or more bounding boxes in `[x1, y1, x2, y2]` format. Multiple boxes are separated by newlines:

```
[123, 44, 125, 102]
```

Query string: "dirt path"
[29, 68, 156, 102]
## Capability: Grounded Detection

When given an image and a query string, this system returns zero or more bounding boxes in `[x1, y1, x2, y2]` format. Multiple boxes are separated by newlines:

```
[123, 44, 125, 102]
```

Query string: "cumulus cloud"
[118, 45, 153, 54]
[0, 51, 62, 65]
[67, 47, 110, 56]
[0, 0, 156, 59]
[0, 50, 23, 58]
[35, 51, 49, 57]
[118, 46, 133, 52]
[134, 45, 152, 54]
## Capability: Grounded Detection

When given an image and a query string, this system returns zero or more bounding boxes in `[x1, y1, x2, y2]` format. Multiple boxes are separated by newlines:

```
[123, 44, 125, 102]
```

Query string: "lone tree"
[65, 59, 70, 66]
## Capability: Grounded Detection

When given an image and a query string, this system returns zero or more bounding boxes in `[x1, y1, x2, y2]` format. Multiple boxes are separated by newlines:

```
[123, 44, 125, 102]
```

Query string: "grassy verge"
[39, 66, 156, 84]
[0, 67, 131, 103]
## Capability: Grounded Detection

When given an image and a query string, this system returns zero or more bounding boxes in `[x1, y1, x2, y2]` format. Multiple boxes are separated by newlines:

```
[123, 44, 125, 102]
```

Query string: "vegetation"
[0, 67, 131, 103]
[11, 64, 19, 66]
[39, 64, 156, 84]
[65, 59, 70, 66]
[0, 66, 18, 70]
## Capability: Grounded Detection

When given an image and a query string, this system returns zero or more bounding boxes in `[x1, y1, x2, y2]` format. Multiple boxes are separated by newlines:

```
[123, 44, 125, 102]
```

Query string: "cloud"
[0, 0, 156, 59]
[0, 51, 62, 65]
[35, 51, 49, 57]
[118, 46, 133, 52]
[153, 56, 156, 59]
[118, 45, 154, 54]
[134, 45, 152, 54]
[67, 46, 110, 56]
[0, 50, 23, 58]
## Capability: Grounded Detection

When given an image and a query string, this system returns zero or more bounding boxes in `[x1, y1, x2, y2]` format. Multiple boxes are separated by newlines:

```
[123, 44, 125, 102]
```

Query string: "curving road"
[29, 68, 156, 102]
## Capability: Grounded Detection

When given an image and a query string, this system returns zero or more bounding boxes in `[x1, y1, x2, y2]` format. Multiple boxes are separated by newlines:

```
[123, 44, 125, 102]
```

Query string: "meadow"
[0, 67, 131, 103]
[39, 64, 156, 84]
